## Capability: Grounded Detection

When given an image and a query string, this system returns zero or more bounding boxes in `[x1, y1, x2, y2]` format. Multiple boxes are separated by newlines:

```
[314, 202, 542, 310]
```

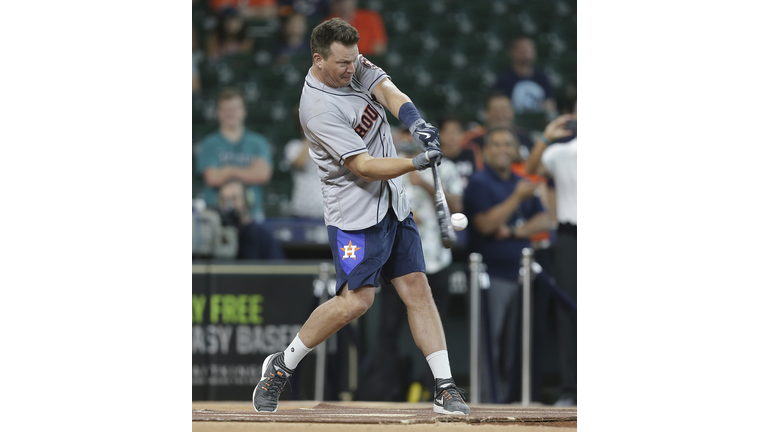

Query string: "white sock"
[426, 350, 452, 380]
[283, 333, 313, 370]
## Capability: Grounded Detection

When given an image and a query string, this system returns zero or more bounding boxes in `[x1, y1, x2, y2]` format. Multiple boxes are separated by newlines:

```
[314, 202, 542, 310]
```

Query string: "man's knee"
[395, 273, 434, 307]
[340, 285, 375, 322]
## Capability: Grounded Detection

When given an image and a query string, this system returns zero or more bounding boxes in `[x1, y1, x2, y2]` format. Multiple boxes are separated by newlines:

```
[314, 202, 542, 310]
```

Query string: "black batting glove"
[412, 146, 442, 171]
[409, 119, 440, 151]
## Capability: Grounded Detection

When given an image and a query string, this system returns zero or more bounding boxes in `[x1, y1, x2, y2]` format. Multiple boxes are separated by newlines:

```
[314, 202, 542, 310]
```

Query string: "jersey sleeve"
[306, 112, 368, 164]
[354, 55, 389, 95]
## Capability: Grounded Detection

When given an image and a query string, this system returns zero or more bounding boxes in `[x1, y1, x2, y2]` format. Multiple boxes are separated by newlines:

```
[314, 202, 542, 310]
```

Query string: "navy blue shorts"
[327, 209, 426, 294]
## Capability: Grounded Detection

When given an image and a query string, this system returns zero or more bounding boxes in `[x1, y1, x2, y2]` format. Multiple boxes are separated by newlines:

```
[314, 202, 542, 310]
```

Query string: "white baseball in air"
[451, 213, 468, 231]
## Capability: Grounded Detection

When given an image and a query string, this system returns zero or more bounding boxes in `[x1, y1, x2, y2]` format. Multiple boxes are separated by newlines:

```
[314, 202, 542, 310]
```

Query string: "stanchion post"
[520, 248, 534, 406]
[468, 253, 482, 404]
[314, 262, 331, 401]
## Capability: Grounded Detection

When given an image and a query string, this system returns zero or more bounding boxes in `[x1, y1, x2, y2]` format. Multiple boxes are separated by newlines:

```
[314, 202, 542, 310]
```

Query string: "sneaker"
[252, 352, 293, 412]
[433, 377, 470, 415]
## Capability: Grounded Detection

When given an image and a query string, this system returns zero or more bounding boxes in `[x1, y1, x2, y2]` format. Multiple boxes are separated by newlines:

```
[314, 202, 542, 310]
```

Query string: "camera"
[565, 120, 577, 135]
[218, 201, 241, 227]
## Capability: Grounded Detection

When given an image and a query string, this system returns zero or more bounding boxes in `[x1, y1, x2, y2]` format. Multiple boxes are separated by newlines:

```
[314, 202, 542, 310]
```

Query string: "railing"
[312, 262, 333, 401]
[467, 248, 577, 406]
[520, 248, 534, 405]
[308, 249, 577, 405]
[468, 253, 482, 404]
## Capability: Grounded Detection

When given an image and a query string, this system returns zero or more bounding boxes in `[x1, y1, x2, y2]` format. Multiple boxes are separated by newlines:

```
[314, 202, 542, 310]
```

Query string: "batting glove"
[412, 146, 442, 171]
[409, 119, 440, 151]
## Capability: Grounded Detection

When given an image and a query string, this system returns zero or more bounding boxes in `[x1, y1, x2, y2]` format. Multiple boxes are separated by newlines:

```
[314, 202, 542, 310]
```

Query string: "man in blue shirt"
[493, 37, 557, 133]
[463, 126, 550, 403]
[196, 88, 273, 221]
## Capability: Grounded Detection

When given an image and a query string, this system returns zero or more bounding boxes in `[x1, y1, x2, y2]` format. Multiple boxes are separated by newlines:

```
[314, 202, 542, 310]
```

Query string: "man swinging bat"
[252, 18, 470, 416]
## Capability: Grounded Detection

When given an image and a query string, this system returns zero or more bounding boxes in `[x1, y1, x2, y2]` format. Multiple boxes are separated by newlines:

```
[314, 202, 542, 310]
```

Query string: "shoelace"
[438, 384, 467, 403]
[260, 368, 292, 397]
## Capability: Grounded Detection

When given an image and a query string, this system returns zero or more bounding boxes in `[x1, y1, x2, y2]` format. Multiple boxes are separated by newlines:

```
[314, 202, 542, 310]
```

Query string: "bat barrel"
[432, 167, 456, 248]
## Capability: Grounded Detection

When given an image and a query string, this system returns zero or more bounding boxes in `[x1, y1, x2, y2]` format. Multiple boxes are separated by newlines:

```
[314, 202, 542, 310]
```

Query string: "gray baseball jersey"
[299, 55, 411, 231]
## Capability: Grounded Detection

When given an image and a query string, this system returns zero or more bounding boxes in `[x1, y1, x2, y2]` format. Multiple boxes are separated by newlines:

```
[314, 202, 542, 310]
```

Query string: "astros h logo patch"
[360, 56, 380, 70]
[337, 230, 365, 274]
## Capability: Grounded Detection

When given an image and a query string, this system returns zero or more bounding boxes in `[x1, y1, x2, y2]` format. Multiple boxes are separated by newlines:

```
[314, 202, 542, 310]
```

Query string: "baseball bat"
[432, 166, 457, 248]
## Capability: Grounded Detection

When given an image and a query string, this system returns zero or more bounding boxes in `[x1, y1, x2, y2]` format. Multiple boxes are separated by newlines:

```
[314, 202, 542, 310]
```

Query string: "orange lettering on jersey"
[354, 124, 368, 138]
[354, 103, 380, 139]
[363, 104, 380, 121]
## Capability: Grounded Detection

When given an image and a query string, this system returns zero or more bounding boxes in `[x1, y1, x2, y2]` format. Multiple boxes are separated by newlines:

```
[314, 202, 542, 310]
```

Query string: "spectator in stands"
[209, 0, 278, 20]
[218, 179, 285, 259]
[275, 12, 311, 64]
[463, 126, 550, 403]
[438, 114, 480, 190]
[493, 37, 558, 132]
[206, 7, 254, 61]
[367, 139, 463, 402]
[464, 93, 534, 155]
[325, 0, 387, 56]
[197, 88, 273, 222]
[525, 104, 577, 407]
[284, 111, 324, 218]
[277, 0, 329, 21]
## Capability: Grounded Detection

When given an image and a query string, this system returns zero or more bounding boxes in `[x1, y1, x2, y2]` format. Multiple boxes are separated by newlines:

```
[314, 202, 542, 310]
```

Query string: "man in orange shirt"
[326, 0, 388, 56]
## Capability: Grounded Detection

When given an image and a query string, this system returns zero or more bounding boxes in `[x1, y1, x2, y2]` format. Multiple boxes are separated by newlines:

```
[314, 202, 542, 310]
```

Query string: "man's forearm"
[472, 194, 523, 236]
[229, 157, 273, 185]
[203, 166, 234, 188]
[526, 140, 547, 175]
[513, 212, 550, 238]
[371, 79, 412, 122]
[352, 156, 417, 182]
[230, 165, 272, 185]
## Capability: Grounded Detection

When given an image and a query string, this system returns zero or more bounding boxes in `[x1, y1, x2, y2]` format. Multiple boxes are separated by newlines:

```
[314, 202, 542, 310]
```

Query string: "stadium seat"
[190, 0, 577, 217]
[218, 53, 256, 85]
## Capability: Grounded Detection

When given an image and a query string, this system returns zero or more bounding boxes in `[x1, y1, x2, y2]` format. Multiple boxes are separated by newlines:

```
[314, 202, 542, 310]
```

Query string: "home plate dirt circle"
[193, 402, 577, 426]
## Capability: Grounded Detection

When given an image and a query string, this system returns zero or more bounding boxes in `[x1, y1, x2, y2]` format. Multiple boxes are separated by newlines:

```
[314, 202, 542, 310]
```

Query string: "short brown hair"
[486, 91, 510, 107]
[216, 87, 245, 107]
[310, 18, 359, 59]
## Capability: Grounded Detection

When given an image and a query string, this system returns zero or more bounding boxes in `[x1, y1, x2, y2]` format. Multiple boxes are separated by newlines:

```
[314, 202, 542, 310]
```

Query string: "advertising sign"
[193, 263, 324, 400]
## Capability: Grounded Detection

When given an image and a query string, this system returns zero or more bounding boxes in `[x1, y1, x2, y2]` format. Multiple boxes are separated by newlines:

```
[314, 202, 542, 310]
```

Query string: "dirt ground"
[192, 401, 577, 431]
